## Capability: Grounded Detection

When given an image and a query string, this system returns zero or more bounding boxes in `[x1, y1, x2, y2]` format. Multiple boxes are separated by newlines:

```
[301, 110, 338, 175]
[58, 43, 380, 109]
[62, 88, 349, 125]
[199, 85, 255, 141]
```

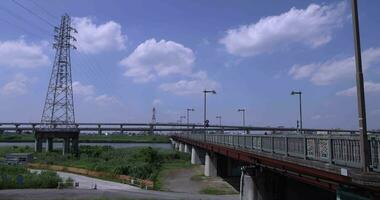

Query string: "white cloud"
[336, 81, 380, 96]
[159, 71, 219, 96]
[0, 74, 35, 96]
[0, 39, 49, 68]
[220, 2, 346, 56]
[72, 81, 119, 106]
[72, 17, 126, 54]
[93, 94, 119, 106]
[73, 81, 95, 96]
[289, 48, 380, 85]
[120, 39, 195, 83]
[152, 98, 161, 106]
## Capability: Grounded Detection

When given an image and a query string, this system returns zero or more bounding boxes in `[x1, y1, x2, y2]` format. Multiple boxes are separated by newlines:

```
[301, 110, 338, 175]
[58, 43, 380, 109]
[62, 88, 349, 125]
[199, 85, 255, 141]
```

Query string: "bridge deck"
[173, 133, 380, 193]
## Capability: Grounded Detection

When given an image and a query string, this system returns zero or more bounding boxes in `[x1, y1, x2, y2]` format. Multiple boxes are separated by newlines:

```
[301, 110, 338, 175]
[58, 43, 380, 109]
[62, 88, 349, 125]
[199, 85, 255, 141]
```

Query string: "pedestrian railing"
[176, 133, 380, 171]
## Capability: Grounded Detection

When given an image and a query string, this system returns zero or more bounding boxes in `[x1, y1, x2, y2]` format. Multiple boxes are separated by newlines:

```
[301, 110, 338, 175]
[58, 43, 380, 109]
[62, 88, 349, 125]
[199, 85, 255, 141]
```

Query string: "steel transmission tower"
[152, 107, 157, 123]
[41, 14, 77, 128]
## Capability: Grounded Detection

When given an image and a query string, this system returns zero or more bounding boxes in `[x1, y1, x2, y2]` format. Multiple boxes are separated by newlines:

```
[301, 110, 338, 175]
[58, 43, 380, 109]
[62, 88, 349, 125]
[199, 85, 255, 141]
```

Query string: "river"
[0, 142, 172, 149]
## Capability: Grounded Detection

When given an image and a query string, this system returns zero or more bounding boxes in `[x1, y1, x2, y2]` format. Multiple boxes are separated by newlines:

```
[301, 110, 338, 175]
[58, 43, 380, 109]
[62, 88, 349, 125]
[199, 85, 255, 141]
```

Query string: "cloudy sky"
[0, 0, 379, 129]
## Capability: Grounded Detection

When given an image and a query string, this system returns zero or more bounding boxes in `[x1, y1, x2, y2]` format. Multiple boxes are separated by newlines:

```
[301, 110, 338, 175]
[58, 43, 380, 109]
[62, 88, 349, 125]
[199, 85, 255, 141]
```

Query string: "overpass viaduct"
[171, 131, 380, 200]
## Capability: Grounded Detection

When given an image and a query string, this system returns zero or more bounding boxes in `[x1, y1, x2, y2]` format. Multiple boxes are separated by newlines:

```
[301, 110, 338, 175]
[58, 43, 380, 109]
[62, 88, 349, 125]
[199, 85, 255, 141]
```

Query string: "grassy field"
[0, 164, 65, 189]
[0, 145, 189, 189]
[0, 134, 170, 143]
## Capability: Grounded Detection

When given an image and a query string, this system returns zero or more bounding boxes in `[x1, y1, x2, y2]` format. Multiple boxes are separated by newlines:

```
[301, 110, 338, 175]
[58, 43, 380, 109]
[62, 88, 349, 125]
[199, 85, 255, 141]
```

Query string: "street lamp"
[291, 90, 303, 133]
[216, 116, 222, 126]
[186, 108, 195, 126]
[237, 109, 246, 126]
[180, 116, 186, 124]
[351, 0, 369, 172]
[203, 90, 216, 127]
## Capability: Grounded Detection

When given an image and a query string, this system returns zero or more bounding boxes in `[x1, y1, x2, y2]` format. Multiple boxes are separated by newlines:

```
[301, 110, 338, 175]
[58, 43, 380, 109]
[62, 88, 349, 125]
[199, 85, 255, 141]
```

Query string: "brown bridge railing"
[176, 133, 380, 172]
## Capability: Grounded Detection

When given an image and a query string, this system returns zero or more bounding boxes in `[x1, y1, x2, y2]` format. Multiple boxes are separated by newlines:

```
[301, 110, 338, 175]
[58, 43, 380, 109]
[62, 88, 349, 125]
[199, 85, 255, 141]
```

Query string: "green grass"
[199, 185, 239, 195]
[0, 134, 170, 143]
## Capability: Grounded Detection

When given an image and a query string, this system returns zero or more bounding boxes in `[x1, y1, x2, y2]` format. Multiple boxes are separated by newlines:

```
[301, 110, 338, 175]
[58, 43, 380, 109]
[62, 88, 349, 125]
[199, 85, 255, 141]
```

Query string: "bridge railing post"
[285, 135, 288, 157]
[303, 134, 307, 160]
[328, 131, 333, 164]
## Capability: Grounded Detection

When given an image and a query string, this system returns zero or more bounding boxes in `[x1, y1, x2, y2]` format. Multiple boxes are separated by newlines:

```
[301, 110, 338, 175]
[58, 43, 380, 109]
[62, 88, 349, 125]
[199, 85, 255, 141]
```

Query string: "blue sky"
[0, 0, 379, 129]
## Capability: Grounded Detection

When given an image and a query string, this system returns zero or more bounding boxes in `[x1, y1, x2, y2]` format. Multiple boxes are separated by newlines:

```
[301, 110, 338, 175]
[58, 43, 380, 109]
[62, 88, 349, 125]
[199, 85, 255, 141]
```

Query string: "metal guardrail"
[177, 133, 380, 172]
[1, 122, 380, 134]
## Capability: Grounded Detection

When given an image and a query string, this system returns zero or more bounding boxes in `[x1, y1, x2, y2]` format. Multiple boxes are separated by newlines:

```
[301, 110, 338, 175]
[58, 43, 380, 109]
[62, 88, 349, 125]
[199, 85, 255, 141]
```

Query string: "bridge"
[2, 122, 380, 198]
[171, 128, 380, 200]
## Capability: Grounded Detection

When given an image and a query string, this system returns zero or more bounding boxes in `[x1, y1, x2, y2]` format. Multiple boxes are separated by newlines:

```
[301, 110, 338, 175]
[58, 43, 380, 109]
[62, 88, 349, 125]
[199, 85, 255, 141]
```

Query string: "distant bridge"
[1, 122, 379, 134]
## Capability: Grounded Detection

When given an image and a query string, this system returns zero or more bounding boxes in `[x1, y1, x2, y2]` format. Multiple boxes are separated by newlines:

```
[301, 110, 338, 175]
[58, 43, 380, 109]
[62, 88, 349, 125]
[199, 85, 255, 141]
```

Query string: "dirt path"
[163, 165, 239, 196]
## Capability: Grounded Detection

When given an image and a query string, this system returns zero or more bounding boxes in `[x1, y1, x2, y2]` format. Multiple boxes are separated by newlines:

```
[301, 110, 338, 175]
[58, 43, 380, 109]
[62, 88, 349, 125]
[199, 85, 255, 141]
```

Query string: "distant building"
[4, 153, 33, 165]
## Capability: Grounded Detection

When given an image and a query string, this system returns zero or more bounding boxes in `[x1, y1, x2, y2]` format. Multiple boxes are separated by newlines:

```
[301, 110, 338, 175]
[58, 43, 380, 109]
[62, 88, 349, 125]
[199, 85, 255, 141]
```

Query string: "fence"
[177, 133, 380, 171]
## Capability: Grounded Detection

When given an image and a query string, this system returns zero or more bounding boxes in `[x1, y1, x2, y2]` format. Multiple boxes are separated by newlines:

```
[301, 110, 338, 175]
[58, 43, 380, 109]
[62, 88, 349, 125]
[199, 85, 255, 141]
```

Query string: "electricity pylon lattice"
[41, 14, 77, 128]
[152, 107, 157, 123]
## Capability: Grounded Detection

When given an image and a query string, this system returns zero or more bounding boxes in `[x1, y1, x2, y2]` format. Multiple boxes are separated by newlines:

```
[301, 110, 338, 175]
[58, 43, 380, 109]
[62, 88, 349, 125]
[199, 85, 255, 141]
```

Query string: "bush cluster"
[0, 164, 62, 189]
[33, 146, 189, 181]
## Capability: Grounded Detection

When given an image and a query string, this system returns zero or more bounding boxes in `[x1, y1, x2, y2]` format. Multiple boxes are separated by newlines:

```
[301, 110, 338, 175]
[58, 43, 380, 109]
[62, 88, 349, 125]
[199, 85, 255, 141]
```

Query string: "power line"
[12, 0, 56, 27]
[0, 4, 51, 34]
[2, 1, 126, 103]
[30, 0, 59, 20]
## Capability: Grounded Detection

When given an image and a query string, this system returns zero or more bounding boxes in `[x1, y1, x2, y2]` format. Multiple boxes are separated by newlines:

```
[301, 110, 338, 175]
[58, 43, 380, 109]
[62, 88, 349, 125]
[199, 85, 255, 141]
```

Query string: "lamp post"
[180, 116, 186, 124]
[203, 90, 216, 127]
[291, 90, 303, 133]
[216, 116, 222, 126]
[186, 108, 195, 126]
[237, 109, 246, 126]
[351, 0, 369, 172]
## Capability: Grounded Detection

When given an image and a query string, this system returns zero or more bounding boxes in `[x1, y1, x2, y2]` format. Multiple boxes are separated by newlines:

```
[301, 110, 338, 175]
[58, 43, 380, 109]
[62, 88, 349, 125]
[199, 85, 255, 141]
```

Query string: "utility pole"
[238, 109, 246, 126]
[203, 90, 216, 127]
[351, 0, 370, 172]
[291, 90, 303, 133]
[216, 116, 222, 126]
[186, 108, 195, 127]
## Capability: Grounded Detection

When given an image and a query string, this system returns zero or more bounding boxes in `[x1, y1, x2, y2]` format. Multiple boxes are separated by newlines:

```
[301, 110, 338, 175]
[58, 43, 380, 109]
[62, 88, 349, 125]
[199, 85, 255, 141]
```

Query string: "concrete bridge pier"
[174, 141, 179, 150]
[205, 152, 217, 177]
[184, 144, 190, 153]
[179, 143, 184, 152]
[71, 137, 79, 156]
[63, 138, 70, 155]
[191, 147, 204, 165]
[46, 138, 53, 152]
[34, 138, 43, 152]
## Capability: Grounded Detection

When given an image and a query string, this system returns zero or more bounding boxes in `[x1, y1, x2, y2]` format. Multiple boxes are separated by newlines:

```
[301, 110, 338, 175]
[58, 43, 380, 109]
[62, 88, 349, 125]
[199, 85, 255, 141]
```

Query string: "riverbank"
[0, 134, 170, 143]
[0, 145, 189, 190]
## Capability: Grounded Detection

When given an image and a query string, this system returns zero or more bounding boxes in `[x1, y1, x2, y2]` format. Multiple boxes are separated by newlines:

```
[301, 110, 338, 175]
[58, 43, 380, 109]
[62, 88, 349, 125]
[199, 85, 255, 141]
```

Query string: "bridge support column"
[63, 138, 70, 155]
[205, 152, 217, 177]
[97, 124, 102, 135]
[184, 144, 190, 153]
[46, 138, 53, 152]
[34, 138, 43, 152]
[174, 141, 179, 150]
[179, 143, 184, 152]
[191, 147, 203, 164]
[71, 137, 79, 156]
